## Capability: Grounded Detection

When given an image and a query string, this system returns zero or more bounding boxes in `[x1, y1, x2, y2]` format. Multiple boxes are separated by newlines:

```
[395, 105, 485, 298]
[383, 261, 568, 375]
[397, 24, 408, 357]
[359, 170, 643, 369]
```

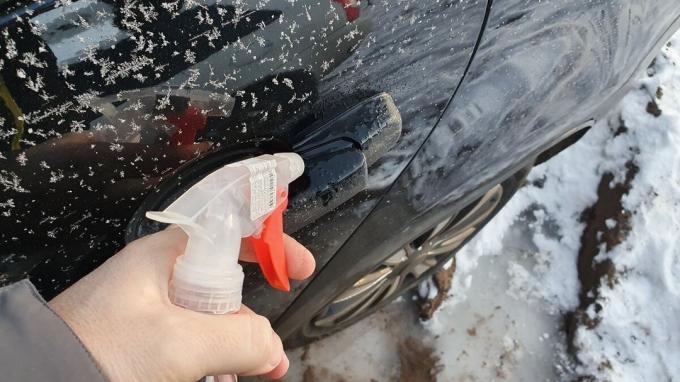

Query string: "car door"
[274, 0, 680, 344]
[0, 0, 489, 317]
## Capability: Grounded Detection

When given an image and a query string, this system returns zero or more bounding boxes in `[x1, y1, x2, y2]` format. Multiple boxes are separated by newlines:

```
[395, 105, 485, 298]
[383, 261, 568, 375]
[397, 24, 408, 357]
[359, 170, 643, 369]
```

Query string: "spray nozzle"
[145, 153, 304, 313]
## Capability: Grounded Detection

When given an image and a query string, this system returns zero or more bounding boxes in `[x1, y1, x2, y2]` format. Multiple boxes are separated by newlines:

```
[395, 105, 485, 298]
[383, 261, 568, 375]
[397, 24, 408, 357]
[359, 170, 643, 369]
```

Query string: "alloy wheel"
[312, 184, 504, 328]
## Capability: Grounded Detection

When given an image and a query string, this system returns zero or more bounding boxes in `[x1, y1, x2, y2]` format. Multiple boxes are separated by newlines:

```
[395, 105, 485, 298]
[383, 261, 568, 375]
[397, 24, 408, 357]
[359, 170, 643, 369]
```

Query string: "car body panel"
[2, 0, 679, 340]
[0, 0, 486, 301]
[241, 0, 490, 317]
[275, 0, 680, 339]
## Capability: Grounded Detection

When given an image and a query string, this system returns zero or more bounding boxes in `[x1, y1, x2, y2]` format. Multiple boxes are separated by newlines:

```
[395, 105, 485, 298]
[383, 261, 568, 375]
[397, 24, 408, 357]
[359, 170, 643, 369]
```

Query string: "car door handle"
[286, 93, 402, 232]
[124, 93, 401, 242]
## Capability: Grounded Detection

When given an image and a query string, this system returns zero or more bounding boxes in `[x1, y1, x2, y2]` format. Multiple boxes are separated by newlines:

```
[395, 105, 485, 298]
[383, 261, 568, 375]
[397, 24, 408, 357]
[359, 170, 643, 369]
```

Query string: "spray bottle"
[145, 152, 304, 381]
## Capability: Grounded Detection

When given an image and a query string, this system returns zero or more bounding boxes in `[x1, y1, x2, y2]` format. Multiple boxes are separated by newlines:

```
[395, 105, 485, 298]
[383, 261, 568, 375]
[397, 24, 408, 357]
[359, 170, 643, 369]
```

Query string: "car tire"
[284, 166, 532, 348]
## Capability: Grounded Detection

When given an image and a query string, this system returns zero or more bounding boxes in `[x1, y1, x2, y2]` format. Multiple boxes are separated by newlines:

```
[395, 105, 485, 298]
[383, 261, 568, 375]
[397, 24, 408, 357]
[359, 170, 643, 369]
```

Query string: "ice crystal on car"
[0, 170, 28, 193]
[2, 30, 18, 60]
[109, 143, 124, 152]
[24, 73, 45, 93]
[19, 52, 47, 68]
[49, 170, 65, 184]
[184, 49, 197, 64]
[15, 152, 27, 166]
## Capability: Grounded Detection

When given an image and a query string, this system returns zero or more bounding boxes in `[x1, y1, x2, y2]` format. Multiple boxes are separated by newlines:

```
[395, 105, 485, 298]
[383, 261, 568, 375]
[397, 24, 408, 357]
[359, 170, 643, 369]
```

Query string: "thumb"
[121, 226, 188, 289]
[183, 306, 287, 377]
[130, 225, 188, 266]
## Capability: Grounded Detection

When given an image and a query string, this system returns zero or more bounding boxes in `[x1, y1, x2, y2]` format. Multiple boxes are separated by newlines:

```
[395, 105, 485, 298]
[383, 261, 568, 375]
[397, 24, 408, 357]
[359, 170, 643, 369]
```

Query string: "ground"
[276, 31, 680, 382]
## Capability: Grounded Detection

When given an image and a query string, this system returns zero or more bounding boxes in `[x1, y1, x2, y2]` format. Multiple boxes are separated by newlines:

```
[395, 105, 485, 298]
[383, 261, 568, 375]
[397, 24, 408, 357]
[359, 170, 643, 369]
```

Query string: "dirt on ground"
[398, 337, 442, 382]
[564, 117, 639, 373]
[418, 259, 456, 320]
[302, 366, 348, 382]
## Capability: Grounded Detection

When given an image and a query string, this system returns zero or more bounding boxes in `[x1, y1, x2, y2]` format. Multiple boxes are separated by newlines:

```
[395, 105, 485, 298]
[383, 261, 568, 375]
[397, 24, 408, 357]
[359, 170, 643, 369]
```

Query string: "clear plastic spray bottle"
[146, 153, 305, 381]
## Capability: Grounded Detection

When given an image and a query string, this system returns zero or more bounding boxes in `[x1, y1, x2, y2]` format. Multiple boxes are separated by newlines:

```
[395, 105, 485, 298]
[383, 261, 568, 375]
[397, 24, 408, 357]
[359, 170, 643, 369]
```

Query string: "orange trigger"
[248, 191, 290, 291]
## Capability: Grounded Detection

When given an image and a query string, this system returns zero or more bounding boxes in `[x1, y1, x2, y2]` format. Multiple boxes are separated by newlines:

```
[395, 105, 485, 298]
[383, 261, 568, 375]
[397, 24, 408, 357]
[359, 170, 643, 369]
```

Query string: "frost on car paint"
[0, 0, 482, 293]
[0, 0, 359, 285]
[32, 0, 126, 66]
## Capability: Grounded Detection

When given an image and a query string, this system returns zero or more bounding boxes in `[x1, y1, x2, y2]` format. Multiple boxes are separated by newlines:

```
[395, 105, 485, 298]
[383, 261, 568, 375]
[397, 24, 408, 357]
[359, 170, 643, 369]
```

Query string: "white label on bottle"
[238, 158, 277, 221]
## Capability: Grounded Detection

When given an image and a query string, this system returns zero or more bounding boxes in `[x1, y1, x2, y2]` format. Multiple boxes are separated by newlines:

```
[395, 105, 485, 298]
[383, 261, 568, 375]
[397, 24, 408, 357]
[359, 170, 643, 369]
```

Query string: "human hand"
[49, 226, 315, 382]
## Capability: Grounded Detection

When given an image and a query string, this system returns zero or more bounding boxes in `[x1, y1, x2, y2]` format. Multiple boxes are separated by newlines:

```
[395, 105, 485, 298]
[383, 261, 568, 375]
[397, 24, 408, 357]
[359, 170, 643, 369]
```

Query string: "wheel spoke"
[312, 184, 505, 330]
[403, 256, 439, 279]
[428, 215, 456, 238]
[425, 226, 476, 256]
[333, 267, 393, 303]
[421, 185, 502, 257]
[410, 262, 431, 279]
[384, 248, 408, 266]
[337, 282, 393, 325]
[447, 184, 502, 234]
[314, 280, 392, 328]
[403, 242, 418, 257]
[384, 274, 402, 297]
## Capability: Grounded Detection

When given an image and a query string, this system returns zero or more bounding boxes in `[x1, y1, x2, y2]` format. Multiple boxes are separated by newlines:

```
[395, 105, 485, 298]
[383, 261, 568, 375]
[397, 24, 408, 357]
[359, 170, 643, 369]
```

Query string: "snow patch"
[427, 31, 680, 382]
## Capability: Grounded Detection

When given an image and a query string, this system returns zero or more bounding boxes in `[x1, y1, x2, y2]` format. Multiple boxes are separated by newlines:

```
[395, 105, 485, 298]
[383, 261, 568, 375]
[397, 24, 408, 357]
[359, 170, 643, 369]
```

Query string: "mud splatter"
[495, 337, 523, 379]
[302, 366, 348, 382]
[656, 86, 664, 100]
[398, 337, 442, 382]
[418, 260, 456, 320]
[565, 159, 637, 354]
[646, 100, 662, 117]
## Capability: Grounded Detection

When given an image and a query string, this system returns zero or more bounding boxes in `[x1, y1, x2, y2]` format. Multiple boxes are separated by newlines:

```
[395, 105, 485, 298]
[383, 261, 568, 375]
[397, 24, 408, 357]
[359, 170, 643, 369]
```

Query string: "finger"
[262, 352, 289, 380]
[146, 225, 189, 261]
[123, 226, 188, 279]
[239, 239, 257, 262]
[240, 235, 316, 280]
[282, 235, 315, 280]
[185, 309, 285, 377]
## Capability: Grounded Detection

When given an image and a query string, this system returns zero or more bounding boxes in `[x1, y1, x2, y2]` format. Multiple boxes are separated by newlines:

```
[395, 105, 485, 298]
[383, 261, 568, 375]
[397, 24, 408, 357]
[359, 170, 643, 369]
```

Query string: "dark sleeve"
[0, 279, 107, 381]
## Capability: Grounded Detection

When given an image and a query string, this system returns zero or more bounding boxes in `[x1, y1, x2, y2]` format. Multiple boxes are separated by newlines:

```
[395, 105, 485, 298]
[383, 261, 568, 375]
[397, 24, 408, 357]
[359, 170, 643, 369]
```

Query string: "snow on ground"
[567, 36, 680, 381]
[276, 33, 680, 382]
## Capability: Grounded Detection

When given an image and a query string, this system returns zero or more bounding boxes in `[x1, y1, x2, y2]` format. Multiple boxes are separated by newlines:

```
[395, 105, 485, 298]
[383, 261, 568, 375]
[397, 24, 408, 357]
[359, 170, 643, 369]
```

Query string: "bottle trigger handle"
[248, 191, 290, 291]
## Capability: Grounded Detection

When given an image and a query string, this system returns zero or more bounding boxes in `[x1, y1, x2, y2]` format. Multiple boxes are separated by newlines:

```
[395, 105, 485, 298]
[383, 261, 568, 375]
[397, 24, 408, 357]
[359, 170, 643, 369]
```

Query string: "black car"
[1, 0, 679, 347]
